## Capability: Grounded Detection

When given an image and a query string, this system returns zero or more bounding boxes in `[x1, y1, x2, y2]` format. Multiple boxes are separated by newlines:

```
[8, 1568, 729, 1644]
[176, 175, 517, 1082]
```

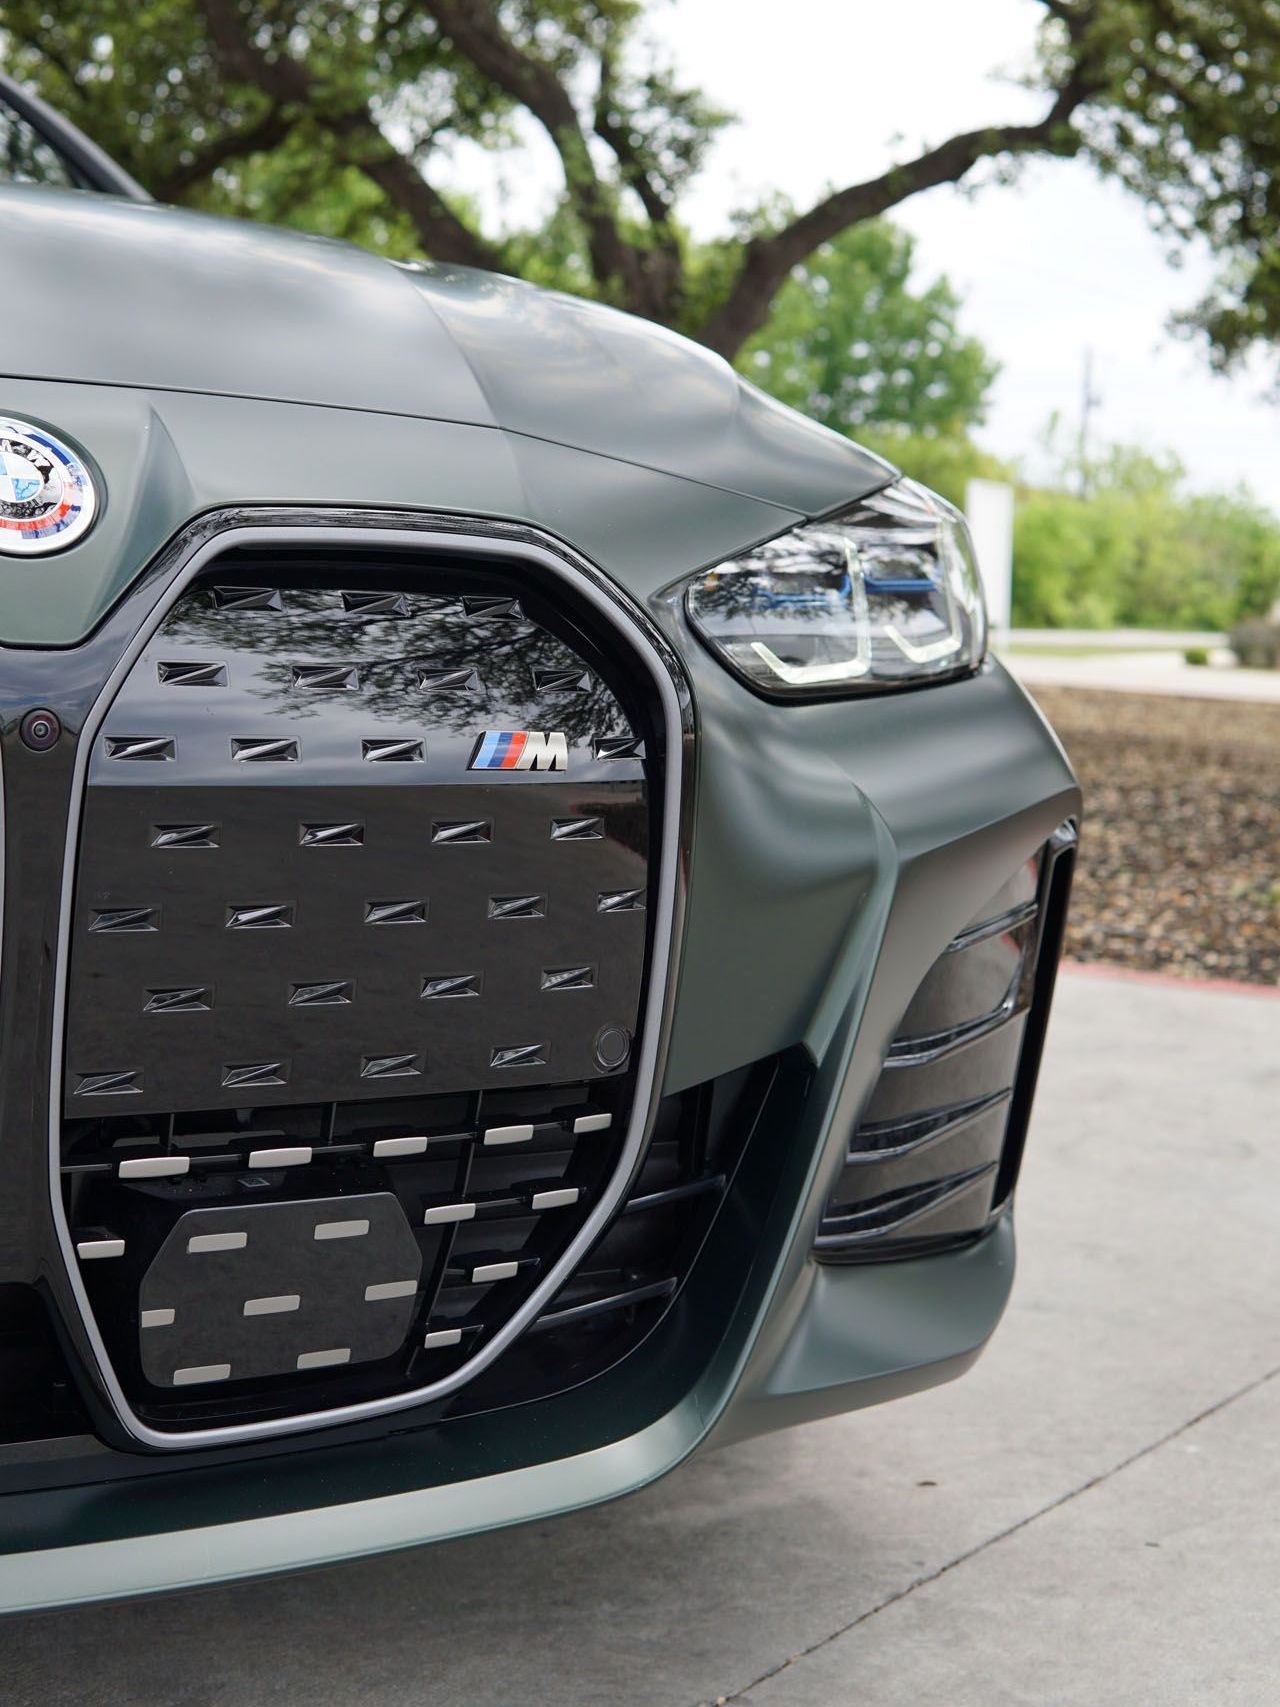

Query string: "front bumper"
[0, 1225, 1014, 1611]
[0, 503, 1077, 1610]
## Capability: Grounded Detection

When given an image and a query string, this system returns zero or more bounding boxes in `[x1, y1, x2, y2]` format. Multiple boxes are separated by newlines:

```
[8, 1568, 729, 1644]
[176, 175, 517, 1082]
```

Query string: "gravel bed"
[1031, 687, 1280, 987]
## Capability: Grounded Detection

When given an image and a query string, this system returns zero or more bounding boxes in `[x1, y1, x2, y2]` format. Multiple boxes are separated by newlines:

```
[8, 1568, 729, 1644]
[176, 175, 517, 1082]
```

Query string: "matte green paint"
[0, 378, 808, 647]
[662, 634, 1078, 1094]
[1, 186, 892, 647]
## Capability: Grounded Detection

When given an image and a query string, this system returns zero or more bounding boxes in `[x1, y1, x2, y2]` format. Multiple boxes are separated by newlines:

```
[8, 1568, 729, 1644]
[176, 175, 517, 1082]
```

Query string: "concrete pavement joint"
[702, 1359, 1280, 1706]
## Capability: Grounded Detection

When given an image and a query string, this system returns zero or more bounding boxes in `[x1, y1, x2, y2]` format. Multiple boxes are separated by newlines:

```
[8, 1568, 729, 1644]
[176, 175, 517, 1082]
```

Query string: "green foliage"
[197, 128, 422, 253]
[0, 0, 645, 264]
[1184, 647, 1211, 665]
[1050, 0, 1280, 375]
[1010, 443, 1280, 630]
[1183, 487, 1280, 621]
[1012, 485, 1134, 627]
[736, 223, 998, 438]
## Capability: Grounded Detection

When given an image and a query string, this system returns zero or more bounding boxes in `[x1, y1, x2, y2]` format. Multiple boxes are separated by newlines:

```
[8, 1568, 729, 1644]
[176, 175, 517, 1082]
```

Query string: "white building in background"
[965, 478, 1014, 634]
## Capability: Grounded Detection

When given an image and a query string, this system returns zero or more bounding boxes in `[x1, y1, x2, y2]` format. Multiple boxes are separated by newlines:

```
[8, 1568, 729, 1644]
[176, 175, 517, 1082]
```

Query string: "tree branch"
[697, 73, 1097, 358]
[593, 57, 673, 229]
[422, 0, 649, 305]
[592, 54, 684, 317]
[199, 0, 310, 104]
[198, 0, 499, 269]
[151, 106, 292, 200]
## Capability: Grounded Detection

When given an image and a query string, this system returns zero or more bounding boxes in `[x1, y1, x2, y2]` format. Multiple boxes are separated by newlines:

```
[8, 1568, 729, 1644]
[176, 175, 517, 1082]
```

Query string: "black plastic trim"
[528, 1276, 679, 1334]
[992, 822, 1077, 1207]
[814, 1163, 997, 1249]
[944, 898, 1040, 955]
[883, 982, 1022, 1068]
[842, 1089, 1012, 1166]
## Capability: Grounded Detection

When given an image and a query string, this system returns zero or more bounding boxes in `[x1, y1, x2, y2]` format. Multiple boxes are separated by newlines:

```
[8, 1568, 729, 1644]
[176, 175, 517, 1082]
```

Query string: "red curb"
[1061, 959, 1280, 1000]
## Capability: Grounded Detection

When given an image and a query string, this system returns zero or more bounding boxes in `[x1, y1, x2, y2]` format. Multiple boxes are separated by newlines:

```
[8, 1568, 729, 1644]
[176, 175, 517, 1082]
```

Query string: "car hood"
[0, 188, 890, 517]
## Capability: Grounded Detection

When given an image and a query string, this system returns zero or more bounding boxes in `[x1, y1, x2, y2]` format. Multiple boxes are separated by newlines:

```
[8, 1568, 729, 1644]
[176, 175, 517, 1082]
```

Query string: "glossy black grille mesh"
[65, 568, 650, 1114]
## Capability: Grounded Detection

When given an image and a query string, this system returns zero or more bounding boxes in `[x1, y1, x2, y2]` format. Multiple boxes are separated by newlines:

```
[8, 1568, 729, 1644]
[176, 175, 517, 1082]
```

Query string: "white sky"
[441, 0, 1280, 510]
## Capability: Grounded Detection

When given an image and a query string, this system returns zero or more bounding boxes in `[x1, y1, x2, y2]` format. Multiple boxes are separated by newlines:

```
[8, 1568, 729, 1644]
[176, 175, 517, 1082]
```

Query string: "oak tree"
[4, 1, 1280, 368]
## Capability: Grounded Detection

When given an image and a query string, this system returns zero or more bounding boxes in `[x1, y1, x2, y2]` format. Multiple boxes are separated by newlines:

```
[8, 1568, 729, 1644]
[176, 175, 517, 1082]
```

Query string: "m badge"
[470, 730, 569, 772]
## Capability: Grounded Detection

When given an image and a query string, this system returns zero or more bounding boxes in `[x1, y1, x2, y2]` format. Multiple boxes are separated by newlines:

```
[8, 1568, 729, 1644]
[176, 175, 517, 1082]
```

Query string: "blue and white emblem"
[0, 417, 98, 556]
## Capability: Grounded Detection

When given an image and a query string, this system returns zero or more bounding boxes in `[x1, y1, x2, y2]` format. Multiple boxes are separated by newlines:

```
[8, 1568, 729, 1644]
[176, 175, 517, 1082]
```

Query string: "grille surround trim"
[48, 513, 689, 1452]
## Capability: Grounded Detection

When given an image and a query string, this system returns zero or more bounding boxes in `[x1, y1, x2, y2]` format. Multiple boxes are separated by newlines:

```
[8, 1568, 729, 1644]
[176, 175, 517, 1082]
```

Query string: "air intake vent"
[815, 824, 1076, 1263]
[440, 1054, 800, 1422]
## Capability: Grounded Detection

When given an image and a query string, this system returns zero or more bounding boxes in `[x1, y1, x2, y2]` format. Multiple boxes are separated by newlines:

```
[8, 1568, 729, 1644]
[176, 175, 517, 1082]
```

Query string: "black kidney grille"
[60, 555, 666, 1430]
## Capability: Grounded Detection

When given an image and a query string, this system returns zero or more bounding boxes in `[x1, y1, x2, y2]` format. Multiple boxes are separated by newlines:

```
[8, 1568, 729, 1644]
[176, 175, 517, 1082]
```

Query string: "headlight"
[684, 478, 987, 698]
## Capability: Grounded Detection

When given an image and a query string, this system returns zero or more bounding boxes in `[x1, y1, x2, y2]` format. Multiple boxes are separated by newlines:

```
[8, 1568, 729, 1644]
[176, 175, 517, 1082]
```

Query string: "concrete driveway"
[7, 967, 1279, 1706]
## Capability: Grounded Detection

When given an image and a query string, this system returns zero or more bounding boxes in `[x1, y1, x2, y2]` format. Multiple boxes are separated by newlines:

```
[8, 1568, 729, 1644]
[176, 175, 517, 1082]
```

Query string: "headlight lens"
[684, 478, 987, 697]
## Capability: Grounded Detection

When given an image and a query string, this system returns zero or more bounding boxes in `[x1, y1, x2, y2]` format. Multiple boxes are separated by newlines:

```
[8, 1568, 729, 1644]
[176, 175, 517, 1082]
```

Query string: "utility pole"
[1078, 346, 1100, 496]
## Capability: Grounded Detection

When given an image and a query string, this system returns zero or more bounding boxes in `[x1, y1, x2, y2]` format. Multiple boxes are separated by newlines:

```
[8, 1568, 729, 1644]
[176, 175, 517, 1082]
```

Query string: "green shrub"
[1184, 646, 1211, 666]
[1011, 445, 1280, 631]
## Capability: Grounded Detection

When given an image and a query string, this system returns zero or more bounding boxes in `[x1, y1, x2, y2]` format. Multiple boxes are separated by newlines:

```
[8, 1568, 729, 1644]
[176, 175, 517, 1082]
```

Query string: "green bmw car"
[0, 75, 1078, 1611]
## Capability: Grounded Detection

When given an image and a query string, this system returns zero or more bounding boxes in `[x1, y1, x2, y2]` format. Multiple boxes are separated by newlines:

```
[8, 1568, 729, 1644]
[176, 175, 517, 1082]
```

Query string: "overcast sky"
[446, 0, 1280, 509]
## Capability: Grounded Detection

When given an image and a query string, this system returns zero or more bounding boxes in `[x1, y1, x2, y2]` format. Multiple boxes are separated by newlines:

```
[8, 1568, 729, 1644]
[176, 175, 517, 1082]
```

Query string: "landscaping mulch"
[1030, 687, 1280, 988]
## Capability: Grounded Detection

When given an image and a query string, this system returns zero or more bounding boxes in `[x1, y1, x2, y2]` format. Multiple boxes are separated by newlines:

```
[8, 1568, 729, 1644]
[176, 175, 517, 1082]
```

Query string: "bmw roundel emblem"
[0, 417, 98, 556]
